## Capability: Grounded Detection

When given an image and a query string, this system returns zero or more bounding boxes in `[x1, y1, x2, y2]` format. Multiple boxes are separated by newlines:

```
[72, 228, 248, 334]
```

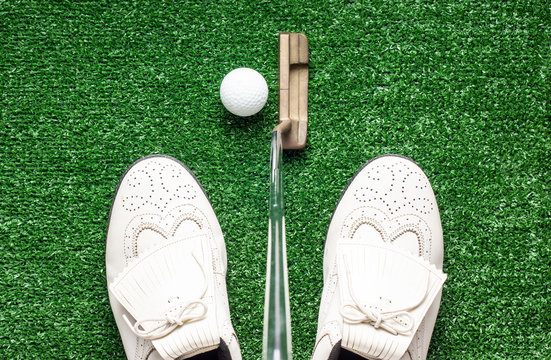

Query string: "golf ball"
[220, 68, 268, 117]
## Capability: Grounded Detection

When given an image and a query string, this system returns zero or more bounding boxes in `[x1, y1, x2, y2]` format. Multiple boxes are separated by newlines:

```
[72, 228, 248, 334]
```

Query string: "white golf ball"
[220, 68, 268, 117]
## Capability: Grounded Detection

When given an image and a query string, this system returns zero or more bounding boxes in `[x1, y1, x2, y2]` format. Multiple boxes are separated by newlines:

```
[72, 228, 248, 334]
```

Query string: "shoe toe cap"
[325, 155, 443, 273]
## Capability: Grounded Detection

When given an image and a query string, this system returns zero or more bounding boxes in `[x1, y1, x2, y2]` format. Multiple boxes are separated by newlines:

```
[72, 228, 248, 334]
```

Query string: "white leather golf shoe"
[311, 155, 447, 360]
[106, 155, 242, 360]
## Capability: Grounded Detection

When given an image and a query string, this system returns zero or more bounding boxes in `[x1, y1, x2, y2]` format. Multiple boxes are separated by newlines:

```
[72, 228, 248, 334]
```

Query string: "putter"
[263, 32, 309, 360]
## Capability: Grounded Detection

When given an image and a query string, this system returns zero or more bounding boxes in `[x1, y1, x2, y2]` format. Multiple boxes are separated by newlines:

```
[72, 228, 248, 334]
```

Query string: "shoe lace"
[340, 303, 413, 336]
[122, 251, 209, 340]
[340, 255, 428, 336]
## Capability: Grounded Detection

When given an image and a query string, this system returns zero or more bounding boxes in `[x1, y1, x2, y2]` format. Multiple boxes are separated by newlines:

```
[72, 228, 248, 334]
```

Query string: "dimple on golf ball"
[220, 68, 268, 117]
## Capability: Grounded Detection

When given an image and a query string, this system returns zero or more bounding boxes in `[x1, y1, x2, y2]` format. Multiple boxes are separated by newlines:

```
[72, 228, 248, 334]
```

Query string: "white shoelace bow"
[340, 254, 429, 336]
[123, 300, 208, 340]
[122, 251, 209, 340]
[340, 302, 414, 336]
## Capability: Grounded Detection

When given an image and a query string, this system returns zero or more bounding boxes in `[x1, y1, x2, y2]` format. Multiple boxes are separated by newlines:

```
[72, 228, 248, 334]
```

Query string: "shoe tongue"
[337, 241, 446, 360]
[110, 234, 220, 360]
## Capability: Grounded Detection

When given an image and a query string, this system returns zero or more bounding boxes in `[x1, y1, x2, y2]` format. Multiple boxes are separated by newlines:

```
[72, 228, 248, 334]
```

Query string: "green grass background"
[1, 0, 549, 359]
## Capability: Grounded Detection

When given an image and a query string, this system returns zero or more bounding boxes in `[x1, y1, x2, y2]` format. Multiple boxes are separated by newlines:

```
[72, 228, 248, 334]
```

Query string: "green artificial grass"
[1, 1, 549, 359]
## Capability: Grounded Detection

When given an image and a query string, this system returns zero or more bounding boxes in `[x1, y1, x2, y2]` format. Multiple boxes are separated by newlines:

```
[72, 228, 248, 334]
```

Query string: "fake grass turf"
[1, 1, 549, 359]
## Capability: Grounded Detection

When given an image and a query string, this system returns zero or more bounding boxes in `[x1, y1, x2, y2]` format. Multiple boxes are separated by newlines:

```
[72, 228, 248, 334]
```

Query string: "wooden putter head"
[275, 33, 309, 149]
